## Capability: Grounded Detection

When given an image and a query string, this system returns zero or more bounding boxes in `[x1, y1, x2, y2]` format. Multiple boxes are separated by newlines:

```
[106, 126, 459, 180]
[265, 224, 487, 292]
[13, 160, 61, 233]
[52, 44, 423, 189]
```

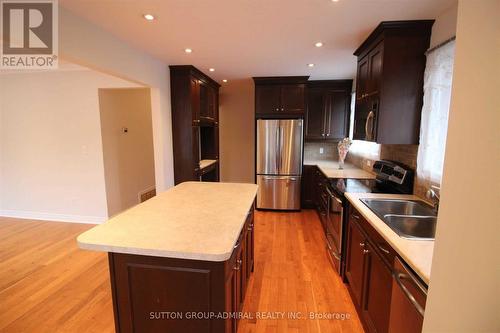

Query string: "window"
[417, 40, 456, 184]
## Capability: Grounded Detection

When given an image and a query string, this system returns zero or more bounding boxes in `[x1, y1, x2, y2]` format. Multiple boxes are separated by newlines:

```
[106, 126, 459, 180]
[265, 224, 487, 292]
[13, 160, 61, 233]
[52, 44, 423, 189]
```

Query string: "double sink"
[360, 199, 437, 240]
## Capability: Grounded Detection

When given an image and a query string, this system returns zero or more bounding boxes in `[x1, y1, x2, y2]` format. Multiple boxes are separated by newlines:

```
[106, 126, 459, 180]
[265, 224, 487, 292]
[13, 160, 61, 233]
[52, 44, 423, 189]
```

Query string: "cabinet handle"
[247, 224, 254, 231]
[394, 273, 426, 316]
[363, 249, 370, 255]
[233, 259, 242, 271]
[352, 213, 360, 220]
[378, 245, 390, 254]
[359, 242, 365, 248]
[281, 108, 284, 111]
[326, 133, 330, 137]
[275, 108, 279, 111]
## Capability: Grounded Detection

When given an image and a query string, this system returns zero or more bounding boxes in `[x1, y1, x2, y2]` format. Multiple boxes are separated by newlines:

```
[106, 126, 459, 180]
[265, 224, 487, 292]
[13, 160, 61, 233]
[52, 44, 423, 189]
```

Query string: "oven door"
[325, 187, 344, 274]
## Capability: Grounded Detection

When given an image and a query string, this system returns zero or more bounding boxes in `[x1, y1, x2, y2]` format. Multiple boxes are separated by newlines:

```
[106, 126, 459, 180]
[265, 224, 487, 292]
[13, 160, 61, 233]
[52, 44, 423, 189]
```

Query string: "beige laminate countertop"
[304, 159, 376, 179]
[199, 159, 217, 170]
[345, 192, 434, 284]
[77, 182, 258, 262]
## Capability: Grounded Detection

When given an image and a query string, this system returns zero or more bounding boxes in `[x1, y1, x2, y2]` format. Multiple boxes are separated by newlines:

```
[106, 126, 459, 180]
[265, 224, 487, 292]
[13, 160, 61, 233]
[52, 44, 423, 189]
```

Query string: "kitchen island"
[78, 182, 258, 333]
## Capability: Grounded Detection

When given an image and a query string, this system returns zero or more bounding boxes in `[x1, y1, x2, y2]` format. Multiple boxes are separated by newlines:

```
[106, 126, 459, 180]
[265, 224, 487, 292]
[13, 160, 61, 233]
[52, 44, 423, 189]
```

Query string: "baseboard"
[0, 209, 107, 224]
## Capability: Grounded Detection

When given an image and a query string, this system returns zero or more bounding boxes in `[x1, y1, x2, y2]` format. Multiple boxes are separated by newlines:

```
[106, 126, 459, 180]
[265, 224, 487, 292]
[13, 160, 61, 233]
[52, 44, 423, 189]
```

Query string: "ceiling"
[60, 0, 455, 82]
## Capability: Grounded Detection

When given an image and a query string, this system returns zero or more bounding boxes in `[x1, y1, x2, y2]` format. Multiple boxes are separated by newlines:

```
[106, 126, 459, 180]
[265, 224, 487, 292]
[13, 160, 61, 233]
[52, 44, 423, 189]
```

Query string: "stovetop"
[330, 178, 378, 196]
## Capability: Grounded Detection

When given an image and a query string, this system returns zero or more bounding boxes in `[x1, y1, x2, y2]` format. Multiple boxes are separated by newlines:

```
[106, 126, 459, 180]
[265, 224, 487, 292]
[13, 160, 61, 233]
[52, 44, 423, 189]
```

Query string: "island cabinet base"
[108, 207, 255, 333]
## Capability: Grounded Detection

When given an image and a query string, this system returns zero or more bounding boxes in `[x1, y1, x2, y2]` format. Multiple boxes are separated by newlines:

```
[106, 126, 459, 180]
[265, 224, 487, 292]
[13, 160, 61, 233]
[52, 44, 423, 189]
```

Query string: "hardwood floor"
[239, 210, 363, 333]
[0, 210, 363, 333]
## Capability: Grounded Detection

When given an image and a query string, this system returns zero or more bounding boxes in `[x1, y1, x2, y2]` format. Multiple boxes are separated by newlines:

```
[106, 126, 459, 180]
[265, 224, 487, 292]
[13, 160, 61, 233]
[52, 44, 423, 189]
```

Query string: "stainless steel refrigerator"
[256, 119, 303, 210]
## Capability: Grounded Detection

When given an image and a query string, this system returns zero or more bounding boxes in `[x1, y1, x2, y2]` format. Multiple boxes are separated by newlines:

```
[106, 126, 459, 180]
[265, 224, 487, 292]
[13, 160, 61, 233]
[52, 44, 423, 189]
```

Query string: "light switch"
[319, 147, 324, 154]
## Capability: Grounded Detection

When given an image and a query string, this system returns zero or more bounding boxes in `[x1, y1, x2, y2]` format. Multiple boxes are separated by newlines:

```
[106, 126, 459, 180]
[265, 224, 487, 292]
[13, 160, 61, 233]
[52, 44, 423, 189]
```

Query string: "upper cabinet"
[305, 80, 353, 141]
[170, 65, 220, 185]
[353, 20, 434, 144]
[253, 76, 309, 117]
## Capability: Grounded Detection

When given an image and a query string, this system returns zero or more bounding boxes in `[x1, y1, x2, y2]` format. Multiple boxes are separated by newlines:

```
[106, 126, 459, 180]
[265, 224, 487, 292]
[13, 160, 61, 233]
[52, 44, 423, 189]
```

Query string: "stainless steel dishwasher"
[388, 257, 428, 333]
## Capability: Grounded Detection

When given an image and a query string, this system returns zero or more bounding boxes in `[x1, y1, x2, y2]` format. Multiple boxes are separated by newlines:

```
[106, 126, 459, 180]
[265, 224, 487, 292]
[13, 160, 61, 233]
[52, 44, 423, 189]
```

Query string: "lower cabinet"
[109, 205, 255, 333]
[226, 208, 254, 332]
[346, 206, 393, 333]
[301, 165, 316, 208]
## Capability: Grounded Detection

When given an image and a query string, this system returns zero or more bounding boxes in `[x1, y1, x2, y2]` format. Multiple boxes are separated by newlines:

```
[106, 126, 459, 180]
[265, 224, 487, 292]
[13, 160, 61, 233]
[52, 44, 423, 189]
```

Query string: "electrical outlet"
[319, 147, 324, 154]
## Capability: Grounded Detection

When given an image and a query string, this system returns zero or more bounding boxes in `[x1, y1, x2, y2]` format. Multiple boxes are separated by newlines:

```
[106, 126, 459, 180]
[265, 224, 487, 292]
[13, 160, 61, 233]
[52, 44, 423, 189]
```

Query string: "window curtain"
[417, 40, 455, 184]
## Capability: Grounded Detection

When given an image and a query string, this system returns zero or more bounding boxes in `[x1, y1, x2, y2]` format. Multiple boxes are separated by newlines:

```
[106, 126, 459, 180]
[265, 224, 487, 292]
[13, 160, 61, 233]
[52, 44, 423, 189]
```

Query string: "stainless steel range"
[324, 160, 414, 277]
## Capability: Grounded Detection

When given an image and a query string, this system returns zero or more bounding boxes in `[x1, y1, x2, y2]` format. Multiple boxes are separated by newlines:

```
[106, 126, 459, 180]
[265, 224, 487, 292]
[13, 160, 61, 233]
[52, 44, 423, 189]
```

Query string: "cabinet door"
[305, 88, 326, 139]
[190, 78, 200, 123]
[199, 81, 209, 120]
[362, 242, 392, 333]
[255, 85, 281, 115]
[356, 56, 369, 101]
[301, 165, 316, 208]
[210, 86, 218, 122]
[246, 210, 255, 276]
[345, 215, 367, 307]
[367, 42, 384, 96]
[324, 90, 351, 140]
[240, 235, 248, 306]
[225, 268, 237, 333]
[281, 84, 306, 114]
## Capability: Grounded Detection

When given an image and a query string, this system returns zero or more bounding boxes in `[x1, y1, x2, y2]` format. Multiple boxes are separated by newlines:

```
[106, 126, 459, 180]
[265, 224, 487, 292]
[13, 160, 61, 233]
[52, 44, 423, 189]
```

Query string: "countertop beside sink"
[304, 159, 376, 179]
[345, 192, 435, 285]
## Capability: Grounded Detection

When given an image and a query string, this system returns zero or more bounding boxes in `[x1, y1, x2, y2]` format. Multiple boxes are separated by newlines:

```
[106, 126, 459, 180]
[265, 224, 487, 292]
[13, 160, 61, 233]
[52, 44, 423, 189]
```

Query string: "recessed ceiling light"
[209, 68, 215, 72]
[308, 63, 315, 67]
[143, 14, 155, 21]
[184, 48, 192, 53]
[331, 0, 339, 2]
[315, 42, 323, 47]
[222, 79, 228, 83]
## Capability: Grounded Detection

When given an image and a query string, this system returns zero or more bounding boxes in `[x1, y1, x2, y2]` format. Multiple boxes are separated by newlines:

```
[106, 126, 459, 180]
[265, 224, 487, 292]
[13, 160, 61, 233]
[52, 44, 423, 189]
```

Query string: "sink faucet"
[426, 185, 441, 213]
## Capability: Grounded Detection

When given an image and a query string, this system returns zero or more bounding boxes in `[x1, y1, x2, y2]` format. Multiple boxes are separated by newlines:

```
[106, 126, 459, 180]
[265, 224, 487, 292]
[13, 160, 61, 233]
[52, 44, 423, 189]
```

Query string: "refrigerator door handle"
[279, 124, 284, 173]
[275, 125, 280, 172]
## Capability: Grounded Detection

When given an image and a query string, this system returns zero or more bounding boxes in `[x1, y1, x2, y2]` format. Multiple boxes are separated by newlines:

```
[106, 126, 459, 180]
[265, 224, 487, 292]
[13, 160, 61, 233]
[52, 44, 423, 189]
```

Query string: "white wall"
[219, 79, 255, 183]
[0, 69, 139, 223]
[59, 6, 174, 192]
[423, 0, 500, 332]
[98, 88, 156, 217]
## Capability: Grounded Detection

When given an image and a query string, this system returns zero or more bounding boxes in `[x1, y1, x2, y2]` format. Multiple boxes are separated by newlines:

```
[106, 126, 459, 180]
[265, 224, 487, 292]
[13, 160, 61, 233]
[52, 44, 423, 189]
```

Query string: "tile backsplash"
[345, 141, 430, 199]
[304, 142, 339, 161]
[305, 140, 434, 199]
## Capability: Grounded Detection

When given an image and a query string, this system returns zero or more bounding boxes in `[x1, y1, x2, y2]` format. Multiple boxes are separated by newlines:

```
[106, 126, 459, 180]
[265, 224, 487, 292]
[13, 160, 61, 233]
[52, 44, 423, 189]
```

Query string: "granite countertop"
[345, 192, 434, 284]
[304, 159, 376, 179]
[77, 182, 258, 262]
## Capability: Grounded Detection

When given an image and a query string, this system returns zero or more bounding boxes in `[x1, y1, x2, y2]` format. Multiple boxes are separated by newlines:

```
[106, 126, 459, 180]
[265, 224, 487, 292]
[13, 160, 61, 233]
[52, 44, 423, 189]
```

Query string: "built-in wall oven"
[325, 186, 343, 275]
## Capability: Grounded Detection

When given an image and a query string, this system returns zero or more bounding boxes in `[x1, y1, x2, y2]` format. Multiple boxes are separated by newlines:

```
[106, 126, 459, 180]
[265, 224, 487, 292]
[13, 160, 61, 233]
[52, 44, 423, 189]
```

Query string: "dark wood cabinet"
[110, 204, 255, 333]
[305, 80, 352, 141]
[363, 241, 393, 333]
[253, 76, 309, 117]
[345, 214, 367, 306]
[301, 165, 316, 208]
[200, 80, 218, 122]
[353, 20, 434, 144]
[346, 205, 397, 333]
[170, 65, 220, 184]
